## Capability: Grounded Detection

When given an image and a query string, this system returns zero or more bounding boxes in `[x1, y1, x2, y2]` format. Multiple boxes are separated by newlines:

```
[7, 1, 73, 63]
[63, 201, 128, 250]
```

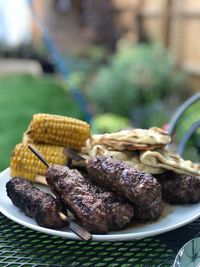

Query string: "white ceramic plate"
[1, 168, 200, 241]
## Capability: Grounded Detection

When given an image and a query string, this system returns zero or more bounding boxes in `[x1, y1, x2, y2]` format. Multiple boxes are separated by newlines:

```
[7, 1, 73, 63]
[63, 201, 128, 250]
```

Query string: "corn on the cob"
[26, 113, 90, 151]
[10, 143, 68, 183]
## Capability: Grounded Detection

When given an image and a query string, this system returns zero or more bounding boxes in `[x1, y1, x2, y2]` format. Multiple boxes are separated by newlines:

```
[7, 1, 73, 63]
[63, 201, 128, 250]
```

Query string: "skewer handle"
[64, 148, 86, 161]
[69, 221, 92, 241]
[60, 212, 92, 241]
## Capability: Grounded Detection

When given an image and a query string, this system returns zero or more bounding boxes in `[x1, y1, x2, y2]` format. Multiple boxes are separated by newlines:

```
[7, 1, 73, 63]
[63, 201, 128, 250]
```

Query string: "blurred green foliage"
[86, 43, 187, 127]
[175, 101, 200, 140]
[91, 113, 132, 134]
[132, 101, 171, 129]
[0, 74, 83, 170]
[173, 101, 200, 161]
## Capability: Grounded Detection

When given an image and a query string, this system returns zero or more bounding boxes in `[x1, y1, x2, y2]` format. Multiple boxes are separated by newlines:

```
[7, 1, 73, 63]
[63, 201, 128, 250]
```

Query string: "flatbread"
[140, 148, 200, 177]
[81, 143, 164, 174]
[90, 127, 171, 151]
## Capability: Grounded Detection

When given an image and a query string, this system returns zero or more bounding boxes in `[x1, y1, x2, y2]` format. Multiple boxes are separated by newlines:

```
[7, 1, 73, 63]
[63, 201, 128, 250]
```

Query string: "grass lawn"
[0, 74, 84, 170]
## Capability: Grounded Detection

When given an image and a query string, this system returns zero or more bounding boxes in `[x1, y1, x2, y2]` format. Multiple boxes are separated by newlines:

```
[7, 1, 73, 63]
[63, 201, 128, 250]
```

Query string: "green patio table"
[0, 211, 199, 267]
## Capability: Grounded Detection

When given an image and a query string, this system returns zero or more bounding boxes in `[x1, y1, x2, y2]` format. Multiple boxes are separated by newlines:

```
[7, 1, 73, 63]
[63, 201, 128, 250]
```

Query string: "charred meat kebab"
[46, 165, 134, 233]
[6, 177, 69, 229]
[87, 156, 164, 220]
[157, 171, 200, 204]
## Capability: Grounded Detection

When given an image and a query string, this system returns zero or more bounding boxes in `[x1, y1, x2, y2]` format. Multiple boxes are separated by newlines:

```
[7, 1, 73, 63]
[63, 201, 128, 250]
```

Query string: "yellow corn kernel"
[26, 113, 90, 151]
[10, 143, 68, 183]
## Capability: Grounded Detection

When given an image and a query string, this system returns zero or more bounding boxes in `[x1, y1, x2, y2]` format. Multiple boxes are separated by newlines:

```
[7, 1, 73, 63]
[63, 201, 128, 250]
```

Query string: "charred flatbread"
[90, 127, 171, 151]
[81, 143, 164, 174]
[140, 148, 200, 177]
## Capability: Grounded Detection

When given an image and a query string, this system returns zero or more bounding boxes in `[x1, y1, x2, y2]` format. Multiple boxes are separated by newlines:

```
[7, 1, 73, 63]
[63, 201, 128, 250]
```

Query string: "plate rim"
[1, 168, 200, 241]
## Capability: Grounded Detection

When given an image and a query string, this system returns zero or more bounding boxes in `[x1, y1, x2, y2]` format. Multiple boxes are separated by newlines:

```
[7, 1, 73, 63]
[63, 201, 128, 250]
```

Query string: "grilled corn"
[26, 113, 90, 151]
[10, 143, 68, 183]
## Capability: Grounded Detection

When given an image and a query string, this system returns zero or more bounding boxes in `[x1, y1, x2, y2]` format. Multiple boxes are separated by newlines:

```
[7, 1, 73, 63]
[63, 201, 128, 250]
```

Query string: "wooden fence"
[32, 0, 200, 92]
[138, 0, 200, 93]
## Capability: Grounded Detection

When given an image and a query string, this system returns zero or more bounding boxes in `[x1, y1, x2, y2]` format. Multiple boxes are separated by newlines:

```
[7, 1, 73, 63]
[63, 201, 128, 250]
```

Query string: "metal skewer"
[28, 144, 49, 167]
[64, 148, 86, 161]
[28, 144, 92, 241]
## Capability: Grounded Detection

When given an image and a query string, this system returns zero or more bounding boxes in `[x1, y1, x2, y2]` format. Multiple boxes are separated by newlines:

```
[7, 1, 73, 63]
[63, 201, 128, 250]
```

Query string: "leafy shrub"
[91, 113, 132, 134]
[86, 43, 187, 127]
[172, 101, 200, 161]
[132, 101, 171, 129]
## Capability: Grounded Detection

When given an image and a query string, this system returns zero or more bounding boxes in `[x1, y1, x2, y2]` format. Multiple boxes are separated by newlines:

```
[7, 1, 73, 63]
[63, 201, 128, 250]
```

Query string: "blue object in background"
[28, 0, 92, 123]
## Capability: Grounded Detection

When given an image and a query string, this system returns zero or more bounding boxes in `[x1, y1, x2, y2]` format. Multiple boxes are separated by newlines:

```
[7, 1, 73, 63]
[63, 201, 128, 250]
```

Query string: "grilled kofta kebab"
[6, 177, 68, 229]
[46, 165, 134, 233]
[157, 171, 200, 204]
[8, 145, 160, 233]
[10, 145, 133, 234]
[87, 156, 164, 220]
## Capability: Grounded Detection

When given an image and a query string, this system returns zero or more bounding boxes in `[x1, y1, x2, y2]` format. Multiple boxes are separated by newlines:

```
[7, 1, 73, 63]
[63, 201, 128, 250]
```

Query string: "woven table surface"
[0, 213, 200, 267]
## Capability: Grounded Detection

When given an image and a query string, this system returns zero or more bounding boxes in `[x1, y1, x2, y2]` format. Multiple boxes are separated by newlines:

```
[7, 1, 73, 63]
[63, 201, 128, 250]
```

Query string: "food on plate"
[46, 165, 134, 233]
[87, 156, 164, 220]
[157, 171, 200, 204]
[80, 144, 200, 177]
[89, 127, 171, 151]
[140, 149, 200, 177]
[6, 112, 200, 235]
[80, 144, 164, 174]
[10, 143, 68, 183]
[25, 113, 90, 150]
[6, 177, 69, 229]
